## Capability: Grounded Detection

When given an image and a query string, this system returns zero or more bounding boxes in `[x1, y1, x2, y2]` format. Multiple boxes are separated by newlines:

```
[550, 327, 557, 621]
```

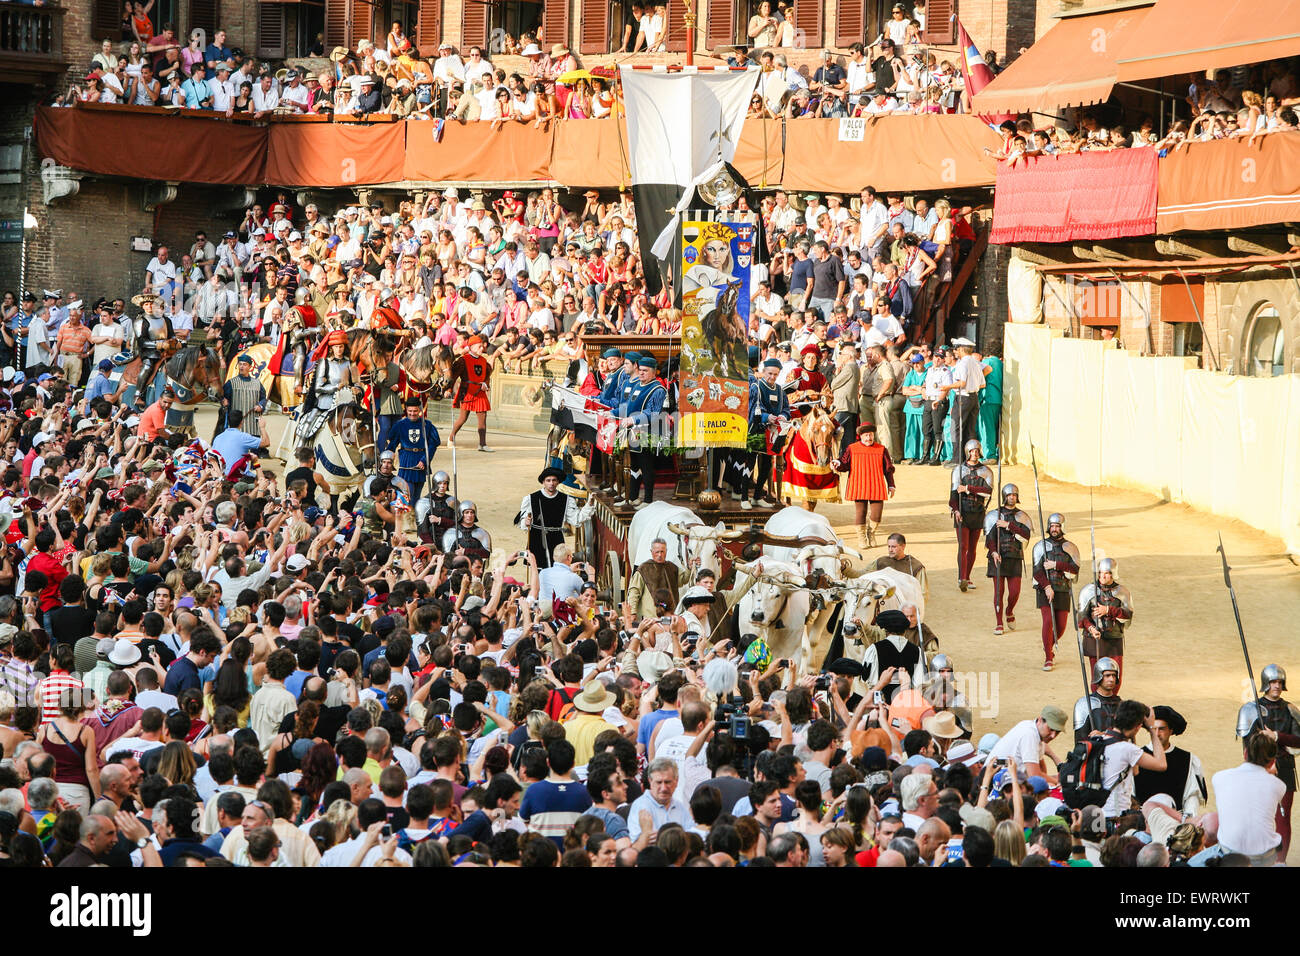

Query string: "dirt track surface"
[249, 409, 1300, 858]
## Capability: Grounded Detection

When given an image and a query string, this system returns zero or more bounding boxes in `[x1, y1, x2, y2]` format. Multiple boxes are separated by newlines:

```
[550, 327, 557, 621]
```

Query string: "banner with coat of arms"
[677, 220, 752, 448]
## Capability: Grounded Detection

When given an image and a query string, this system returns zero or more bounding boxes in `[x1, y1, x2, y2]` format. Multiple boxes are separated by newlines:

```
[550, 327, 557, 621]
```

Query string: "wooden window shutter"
[190, 0, 220, 40]
[664, 0, 686, 52]
[462, 0, 488, 49]
[921, 0, 955, 44]
[415, 0, 440, 55]
[706, 0, 734, 50]
[258, 3, 286, 58]
[93, 0, 121, 37]
[792, 0, 822, 48]
[579, 0, 607, 54]
[835, 0, 863, 47]
[325, 0, 355, 50]
[540, 0, 569, 48]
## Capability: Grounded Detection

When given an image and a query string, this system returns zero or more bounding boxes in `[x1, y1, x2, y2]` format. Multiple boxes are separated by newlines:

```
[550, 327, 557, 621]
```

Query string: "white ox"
[734, 560, 815, 674]
[761, 506, 838, 564]
[826, 568, 928, 693]
[627, 500, 744, 580]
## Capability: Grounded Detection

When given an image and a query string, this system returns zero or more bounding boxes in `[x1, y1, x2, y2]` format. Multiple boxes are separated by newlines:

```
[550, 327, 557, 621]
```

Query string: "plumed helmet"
[1092, 657, 1120, 682]
[432, 470, 450, 487]
[1097, 557, 1117, 575]
[1001, 483, 1018, 502]
[1048, 512, 1065, 529]
[963, 439, 981, 455]
[458, 500, 477, 516]
[1261, 663, 1287, 691]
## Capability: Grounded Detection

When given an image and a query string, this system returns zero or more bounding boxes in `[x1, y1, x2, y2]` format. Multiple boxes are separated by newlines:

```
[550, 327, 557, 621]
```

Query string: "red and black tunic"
[452, 354, 492, 412]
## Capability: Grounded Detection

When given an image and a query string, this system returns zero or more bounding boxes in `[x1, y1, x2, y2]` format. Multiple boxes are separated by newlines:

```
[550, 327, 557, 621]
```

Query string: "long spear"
[1217, 534, 1261, 731]
[1030, 437, 1089, 701]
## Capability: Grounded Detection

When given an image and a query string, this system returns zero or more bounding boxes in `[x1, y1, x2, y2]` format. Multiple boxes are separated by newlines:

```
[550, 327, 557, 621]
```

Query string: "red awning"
[1115, 0, 1300, 82]
[990, 148, 1158, 245]
[970, 5, 1152, 117]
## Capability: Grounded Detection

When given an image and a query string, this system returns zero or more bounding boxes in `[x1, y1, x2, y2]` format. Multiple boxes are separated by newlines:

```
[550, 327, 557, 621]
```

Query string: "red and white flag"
[955, 17, 1015, 126]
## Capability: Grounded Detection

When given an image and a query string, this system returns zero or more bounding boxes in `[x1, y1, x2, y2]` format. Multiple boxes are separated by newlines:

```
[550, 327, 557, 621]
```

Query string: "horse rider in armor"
[279, 290, 322, 398]
[131, 292, 175, 409]
[984, 482, 1032, 635]
[297, 329, 356, 442]
[442, 499, 492, 560]
[1237, 664, 1300, 860]
[1031, 513, 1080, 672]
[949, 438, 993, 593]
[1077, 557, 1133, 689]
[1074, 656, 1123, 743]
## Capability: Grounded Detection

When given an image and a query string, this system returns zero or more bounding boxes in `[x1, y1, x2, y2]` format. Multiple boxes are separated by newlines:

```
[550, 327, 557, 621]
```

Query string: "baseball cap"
[98, 359, 114, 371]
[1040, 704, 1068, 733]
[286, 554, 311, 572]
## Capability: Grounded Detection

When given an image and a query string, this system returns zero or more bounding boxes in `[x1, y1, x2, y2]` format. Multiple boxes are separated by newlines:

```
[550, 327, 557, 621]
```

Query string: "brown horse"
[780, 405, 842, 511]
[163, 346, 224, 436]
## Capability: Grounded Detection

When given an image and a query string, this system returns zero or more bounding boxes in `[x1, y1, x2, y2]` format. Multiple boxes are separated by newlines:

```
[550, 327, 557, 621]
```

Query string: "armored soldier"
[615, 355, 667, 510]
[221, 353, 267, 437]
[131, 292, 175, 409]
[442, 499, 492, 560]
[383, 396, 441, 502]
[1074, 657, 1123, 743]
[1236, 664, 1300, 860]
[984, 482, 1032, 635]
[309, 329, 355, 412]
[786, 343, 828, 417]
[274, 294, 320, 401]
[424, 470, 456, 538]
[923, 653, 967, 711]
[740, 358, 790, 510]
[1077, 557, 1133, 688]
[949, 439, 993, 593]
[1031, 513, 1080, 672]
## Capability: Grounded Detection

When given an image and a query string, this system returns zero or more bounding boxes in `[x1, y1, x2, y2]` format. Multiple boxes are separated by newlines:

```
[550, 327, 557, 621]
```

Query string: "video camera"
[714, 693, 751, 741]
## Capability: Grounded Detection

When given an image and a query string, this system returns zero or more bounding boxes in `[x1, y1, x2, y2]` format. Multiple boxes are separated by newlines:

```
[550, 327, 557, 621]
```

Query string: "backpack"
[553, 686, 579, 724]
[1059, 731, 1127, 810]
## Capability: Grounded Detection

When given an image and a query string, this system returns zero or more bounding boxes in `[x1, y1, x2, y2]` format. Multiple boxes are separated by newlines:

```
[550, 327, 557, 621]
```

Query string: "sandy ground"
[236, 407, 1300, 857]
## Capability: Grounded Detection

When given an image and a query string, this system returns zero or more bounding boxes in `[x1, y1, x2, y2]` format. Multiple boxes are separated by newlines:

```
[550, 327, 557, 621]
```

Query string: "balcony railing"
[0, 2, 65, 78]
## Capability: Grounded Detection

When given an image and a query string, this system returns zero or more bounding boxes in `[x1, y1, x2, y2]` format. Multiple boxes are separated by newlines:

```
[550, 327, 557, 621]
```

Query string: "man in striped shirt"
[37, 644, 83, 723]
[2, 629, 39, 708]
[519, 740, 592, 848]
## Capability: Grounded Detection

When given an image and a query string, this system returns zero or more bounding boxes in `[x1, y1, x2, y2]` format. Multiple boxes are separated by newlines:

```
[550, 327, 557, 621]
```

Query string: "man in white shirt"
[90, 306, 125, 364]
[846, 42, 873, 97]
[320, 800, 414, 866]
[943, 339, 984, 464]
[216, 232, 249, 276]
[462, 46, 492, 85]
[1213, 731, 1288, 865]
[752, 280, 783, 324]
[988, 705, 1067, 783]
[433, 43, 465, 89]
[24, 309, 51, 372]
[859, 187, 890, 258]
[536, 543, 586, 605]
[145, 245, 178, 298]
[768, 191, 799, 239]
[653, 702, 711, 803]
[279, 69, 311, 111]
[1099, 700, 1165, 820]
[251, 75, 280, 113]
[627, 758, 692, 843]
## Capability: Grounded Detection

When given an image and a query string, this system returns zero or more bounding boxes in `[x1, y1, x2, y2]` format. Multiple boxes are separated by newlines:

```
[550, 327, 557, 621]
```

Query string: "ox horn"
[762, 531, 806, 545]
[838, 545, 863, 560]
[719, 528, 748, 540]
[665, 521, 690, 535]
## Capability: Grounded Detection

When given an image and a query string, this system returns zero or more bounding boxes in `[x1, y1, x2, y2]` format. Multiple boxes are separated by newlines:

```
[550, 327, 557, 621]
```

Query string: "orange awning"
[970, 6, 1152, 116]
[1115, 0, 1300, 82]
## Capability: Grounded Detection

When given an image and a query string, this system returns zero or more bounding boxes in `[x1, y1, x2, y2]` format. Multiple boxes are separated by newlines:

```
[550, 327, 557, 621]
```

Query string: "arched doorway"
[1243, 302, 1285, 377]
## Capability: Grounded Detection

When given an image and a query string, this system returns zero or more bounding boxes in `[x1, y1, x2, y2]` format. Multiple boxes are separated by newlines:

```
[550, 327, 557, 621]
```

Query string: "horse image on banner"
[678, 220, 751, 449]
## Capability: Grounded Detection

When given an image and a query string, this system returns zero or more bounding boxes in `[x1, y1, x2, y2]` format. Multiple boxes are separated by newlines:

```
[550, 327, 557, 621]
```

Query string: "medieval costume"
[1030, 514, 1080, 672]
[1077, 557, 1133, 689]
[949, 439, 993, 592]
[222, 353, 267, 437]
[984, 483, 1032, 635]
[834, 422, 895, 548]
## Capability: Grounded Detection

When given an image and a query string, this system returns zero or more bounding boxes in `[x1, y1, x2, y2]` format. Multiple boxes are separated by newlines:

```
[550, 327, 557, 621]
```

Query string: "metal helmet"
[930, 653, 953, 675]
[294, 287, 310, 305]
[1261, 663, 1288, 691]
[1097, 557, 1117, 575]
[1236, 701, 1262, 739]
[1092, 657, 1120, 682]
[458, 499, 477, 516]
[963, 439, 981, 455]
[1001, 483, 1019, 503]
[432, 470, 450, 487]
[445, 497, 459, 514]
[1047, 512, 1065, 529]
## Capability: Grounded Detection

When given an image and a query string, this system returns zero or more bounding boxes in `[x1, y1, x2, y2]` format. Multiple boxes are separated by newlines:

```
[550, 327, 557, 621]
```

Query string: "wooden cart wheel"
[604, 550, 623, 607]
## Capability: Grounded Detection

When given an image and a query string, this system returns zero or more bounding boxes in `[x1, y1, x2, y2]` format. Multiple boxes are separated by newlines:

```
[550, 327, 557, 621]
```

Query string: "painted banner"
[678, 220, 753, 448]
